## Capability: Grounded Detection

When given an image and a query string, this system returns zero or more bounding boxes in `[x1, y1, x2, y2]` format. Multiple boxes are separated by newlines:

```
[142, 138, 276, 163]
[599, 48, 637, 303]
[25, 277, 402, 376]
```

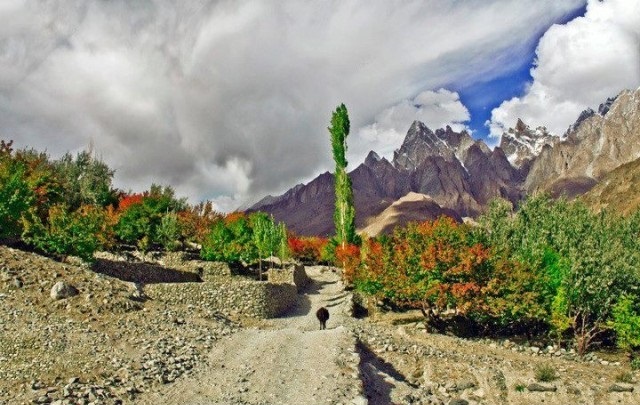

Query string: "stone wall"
[145, 280, 298, 318]
[267, 263, 311, 292]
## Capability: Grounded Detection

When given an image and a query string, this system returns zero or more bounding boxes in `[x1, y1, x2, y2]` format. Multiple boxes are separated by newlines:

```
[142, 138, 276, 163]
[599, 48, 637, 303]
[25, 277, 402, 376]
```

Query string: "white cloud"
[489, 0, 640, 137]
[355, 89, 470, 161]
[0, 0, 584, 210]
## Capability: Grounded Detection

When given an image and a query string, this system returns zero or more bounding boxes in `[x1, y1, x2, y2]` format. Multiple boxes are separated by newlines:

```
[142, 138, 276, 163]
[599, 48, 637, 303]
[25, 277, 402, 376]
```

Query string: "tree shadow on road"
[357, 341, 412, 405]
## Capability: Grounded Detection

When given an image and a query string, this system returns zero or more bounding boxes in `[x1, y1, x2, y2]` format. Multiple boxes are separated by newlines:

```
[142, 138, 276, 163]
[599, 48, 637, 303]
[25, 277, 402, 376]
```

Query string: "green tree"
[201, 213, 257, 264]
[329, 104, 357, 248]
[251, 212, 276, 279]
[157, 212, 182, 251]
[22, 204, 107, 262]
[0, 162, 33, 238]
[114, 185, 187, 251]
[54, 150, 117, 210]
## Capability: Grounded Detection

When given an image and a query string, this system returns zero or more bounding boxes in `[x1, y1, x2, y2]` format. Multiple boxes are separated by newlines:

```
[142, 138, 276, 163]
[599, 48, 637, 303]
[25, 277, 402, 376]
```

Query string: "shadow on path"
[357, 341, 411, 405]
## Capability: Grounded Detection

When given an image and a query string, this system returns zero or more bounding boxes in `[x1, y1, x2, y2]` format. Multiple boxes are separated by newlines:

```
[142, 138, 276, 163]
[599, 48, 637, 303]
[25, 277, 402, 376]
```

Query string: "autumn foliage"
[335, 243, 360, 285]
[356, 217, 514, 321]
[287, 236, 328, 264]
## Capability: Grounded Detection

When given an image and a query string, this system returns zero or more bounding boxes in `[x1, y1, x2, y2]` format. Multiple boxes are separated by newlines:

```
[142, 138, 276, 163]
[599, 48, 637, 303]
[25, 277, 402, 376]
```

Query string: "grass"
[631, 357, 640, 371]
[534, 364, 558, 382]
[514, 383, 526, 392]
[615, 371, 634, 384]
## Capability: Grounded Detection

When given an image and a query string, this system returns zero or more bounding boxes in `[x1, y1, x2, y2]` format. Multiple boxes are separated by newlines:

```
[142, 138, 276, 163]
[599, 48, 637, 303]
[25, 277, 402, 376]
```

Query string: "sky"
[1, 0, 639, 211]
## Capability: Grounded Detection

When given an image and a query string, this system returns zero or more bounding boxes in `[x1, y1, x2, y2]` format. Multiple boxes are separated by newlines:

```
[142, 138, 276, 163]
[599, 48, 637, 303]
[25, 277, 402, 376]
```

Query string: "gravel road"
[137, 266, 364, 405]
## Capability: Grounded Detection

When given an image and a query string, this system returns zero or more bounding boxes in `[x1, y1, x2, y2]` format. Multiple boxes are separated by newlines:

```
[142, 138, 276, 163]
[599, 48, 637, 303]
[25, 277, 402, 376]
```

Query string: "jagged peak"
[515, 118, 528, 132]
[408, 120, 429, 132]
[364, 150, 382, 167]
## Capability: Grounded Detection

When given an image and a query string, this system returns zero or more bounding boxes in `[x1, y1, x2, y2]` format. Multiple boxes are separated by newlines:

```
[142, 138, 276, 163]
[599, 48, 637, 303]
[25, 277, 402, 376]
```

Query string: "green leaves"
[329, 104, 357, 248]
[200, 212, 288, 265]
[22, 204, 107, 262]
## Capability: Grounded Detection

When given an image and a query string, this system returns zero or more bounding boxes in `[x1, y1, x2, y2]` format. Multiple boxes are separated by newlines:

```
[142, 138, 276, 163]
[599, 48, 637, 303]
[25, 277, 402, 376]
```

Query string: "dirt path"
[137, 266, 363, 405]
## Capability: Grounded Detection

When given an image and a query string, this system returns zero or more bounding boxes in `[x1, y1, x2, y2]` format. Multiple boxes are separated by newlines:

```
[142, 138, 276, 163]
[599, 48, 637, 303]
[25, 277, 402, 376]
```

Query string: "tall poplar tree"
[329, 104, 357, 248]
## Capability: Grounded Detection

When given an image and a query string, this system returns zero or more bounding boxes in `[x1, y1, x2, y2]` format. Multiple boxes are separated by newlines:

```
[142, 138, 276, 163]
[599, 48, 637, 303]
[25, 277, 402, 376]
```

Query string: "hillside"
[581, 157, 640, 215]
[359, 192, 462, 237]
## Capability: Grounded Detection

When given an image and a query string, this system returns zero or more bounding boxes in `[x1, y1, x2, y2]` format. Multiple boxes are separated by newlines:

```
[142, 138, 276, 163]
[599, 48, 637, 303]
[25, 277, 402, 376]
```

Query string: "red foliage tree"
[335, 243, 360, 285]
[288, 236, 328, 263]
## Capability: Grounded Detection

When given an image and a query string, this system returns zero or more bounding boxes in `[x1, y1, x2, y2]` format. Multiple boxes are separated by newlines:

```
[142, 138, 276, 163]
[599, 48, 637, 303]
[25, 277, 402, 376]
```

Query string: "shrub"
[114, 185, 187, 250]
[22, 204, 108, 262]
[201, 213, 256, 263]
[0, 161, 33, 238]
[156, 212, 182, 251]
[177, 200, 221, 244]
[534, 364, 558, 382]
[615, 371, 634, 384]
[53, 150, 117, 210]
[610, 295, 640, 351]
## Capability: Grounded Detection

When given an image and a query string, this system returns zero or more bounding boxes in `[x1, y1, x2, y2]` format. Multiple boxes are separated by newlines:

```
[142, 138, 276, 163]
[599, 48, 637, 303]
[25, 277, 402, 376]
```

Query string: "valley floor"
[1, 247, 639, 404]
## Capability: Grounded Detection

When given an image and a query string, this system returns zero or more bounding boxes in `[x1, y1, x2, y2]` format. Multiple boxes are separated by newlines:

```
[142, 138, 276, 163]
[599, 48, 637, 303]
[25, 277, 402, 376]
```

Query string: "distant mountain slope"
[525, 88, 640, 196]
[580, 157, 640, 215]
[359, 192, 462, 237]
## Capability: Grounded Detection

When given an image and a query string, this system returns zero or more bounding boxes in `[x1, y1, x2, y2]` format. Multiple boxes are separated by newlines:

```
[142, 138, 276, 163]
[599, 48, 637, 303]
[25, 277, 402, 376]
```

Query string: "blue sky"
[1, 0, 638, 211]
[453, 5, 588, 140]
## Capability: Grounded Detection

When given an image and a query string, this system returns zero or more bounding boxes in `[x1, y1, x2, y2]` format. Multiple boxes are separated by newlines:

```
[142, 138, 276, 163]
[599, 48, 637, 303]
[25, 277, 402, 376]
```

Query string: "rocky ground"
[0, 246, 238, 405]
[1, 245, 639, 405]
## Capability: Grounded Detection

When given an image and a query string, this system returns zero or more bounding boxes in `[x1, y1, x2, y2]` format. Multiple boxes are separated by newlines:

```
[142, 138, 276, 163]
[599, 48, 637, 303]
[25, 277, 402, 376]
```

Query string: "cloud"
[355, 89, 470, 161]
[488, 0, 640, 137]
[0, 0, 584, 210]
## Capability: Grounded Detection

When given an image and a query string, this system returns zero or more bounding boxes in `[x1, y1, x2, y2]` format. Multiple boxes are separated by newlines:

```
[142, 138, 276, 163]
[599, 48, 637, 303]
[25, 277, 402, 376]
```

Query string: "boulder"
[50, 281, 79, 300]
[608, 383, 634, 392]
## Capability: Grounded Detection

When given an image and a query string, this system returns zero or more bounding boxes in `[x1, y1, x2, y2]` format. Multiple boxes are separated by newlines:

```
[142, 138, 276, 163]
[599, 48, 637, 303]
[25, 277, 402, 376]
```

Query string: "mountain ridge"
[250, 88, 640, 236]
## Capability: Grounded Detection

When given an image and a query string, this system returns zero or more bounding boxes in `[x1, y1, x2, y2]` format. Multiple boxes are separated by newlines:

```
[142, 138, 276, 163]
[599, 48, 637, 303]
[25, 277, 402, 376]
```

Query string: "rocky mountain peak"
[364, 150, 382, 166]
[499, 118, 559, 168]
[525, 87, 640, 195]
[391, 121, 479, 170]
[566, 108, 596, 135]
[598, 96, 618, 116]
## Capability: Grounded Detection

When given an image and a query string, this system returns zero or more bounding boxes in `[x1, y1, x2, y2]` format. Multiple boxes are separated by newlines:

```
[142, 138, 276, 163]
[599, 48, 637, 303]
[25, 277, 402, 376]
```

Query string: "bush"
[0, 162, 33, 238]
[534, 364, 558, 382]
[615, 371, 634, 383]
[201, 213, 256, 263]
[114, 185, 187, 251]
[156, 212, 182, 251]
[610, 295, 640, 351]
[53, 150, 117, 210]
[22, 204, 108, 262]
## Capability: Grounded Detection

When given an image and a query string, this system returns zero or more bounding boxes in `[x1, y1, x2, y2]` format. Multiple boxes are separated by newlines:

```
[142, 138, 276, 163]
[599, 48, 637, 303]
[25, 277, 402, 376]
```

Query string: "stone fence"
[267, 263, 311, 292]
[145, 279, 298, 318]
[93, 251, 306, 318]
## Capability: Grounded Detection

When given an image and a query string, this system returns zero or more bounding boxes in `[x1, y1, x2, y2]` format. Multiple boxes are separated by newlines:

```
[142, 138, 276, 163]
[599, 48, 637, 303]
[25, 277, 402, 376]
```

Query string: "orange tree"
[288, 235, 328, 264]
[355, 216, 542, 327]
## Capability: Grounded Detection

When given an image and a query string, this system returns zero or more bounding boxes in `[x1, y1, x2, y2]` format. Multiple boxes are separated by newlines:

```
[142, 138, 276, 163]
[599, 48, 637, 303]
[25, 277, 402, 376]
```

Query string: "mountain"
[250, 88, 640, 235]
[525, 88, 640, 198]
[250, 122, 522, 236]
[580, 157, 640, 215]
[359, 192, 462, 237]
[499, 119, 559, 168]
